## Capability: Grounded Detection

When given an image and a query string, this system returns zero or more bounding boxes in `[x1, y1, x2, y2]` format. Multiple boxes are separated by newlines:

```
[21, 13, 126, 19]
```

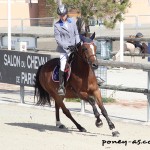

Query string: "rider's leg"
[58, 53, 68, 95]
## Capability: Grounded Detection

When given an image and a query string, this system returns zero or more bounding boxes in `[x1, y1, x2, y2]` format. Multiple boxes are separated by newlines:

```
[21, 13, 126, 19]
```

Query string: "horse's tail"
[34, 65, 51, 106]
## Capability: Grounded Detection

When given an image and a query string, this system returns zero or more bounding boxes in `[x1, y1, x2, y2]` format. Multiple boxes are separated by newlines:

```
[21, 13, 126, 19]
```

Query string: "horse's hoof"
[58, 124, 66, 129]
[112, 131, 120, 137]
[95, 120, 103, 128]
[56, 124, 65, 129]
[79, 127, 87, 132]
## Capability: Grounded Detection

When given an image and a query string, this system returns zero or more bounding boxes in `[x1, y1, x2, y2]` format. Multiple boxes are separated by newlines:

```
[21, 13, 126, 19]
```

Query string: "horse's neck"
[72, 53, 90, 74]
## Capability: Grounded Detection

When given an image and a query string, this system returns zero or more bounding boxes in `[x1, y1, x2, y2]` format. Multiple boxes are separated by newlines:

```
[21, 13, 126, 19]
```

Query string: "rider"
[54, 4, 81, 95]
[127, 32, 148, 58]
[113, 32, 148, 60]
[133, 32, 145, 52]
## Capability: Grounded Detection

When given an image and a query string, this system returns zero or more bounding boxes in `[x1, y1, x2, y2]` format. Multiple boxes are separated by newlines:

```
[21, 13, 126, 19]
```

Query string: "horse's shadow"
[5, 122, 111, 137]
[5, 122, 70, 133]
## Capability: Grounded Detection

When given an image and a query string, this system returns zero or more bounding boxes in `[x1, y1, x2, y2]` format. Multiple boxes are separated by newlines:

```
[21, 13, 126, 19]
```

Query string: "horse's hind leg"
[94, 90, 120, 137]
[55, 101, 65, 129]
[57, 100, 86, 132]
[87, 97, 103, 128]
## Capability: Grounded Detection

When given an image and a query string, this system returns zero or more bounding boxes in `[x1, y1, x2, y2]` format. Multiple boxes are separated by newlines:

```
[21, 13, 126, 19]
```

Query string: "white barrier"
[80, 59, 150, 122]
[96, 59, 150, 122]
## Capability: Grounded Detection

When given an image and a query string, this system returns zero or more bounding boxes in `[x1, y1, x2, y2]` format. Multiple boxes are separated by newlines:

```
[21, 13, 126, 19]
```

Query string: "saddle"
[52, 63, 71, 82]
[52, 52, 75, 82]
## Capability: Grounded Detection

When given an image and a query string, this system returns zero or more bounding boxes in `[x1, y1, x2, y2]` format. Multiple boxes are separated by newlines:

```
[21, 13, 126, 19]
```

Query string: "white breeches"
[59, 53, 70, 72]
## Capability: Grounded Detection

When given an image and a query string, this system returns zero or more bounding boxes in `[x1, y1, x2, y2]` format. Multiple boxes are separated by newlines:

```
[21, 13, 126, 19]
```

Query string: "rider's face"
[60, 14, 67, 21]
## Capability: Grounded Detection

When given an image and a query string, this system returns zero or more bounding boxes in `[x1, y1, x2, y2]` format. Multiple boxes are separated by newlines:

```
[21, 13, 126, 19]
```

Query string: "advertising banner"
[0, 50, 51, 86]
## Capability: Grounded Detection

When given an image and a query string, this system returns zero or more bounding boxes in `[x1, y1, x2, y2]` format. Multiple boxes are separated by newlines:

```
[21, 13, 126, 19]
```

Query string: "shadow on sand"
[5, 122, 112, 137]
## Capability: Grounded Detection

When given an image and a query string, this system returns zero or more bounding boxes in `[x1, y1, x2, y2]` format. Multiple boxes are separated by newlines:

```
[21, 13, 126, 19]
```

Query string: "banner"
[0, 50, 51, 86]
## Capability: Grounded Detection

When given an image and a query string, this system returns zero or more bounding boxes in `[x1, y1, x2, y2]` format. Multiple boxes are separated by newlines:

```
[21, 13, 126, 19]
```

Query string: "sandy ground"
[0, 102, 150, 150]
[1, 31, 150, 149]
[0, 83, 150, 150]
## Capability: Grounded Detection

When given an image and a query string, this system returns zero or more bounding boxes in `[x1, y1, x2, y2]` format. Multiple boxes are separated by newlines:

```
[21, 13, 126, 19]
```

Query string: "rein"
[74, 43, 97, 65]
[74, 47, 87, 63]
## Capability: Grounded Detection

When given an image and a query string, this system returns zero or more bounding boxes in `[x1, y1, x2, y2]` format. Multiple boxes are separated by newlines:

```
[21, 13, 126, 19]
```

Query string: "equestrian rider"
[54, 4, 81, 96]
[127, 32, 147, 57]
[134, 32, 144, 51]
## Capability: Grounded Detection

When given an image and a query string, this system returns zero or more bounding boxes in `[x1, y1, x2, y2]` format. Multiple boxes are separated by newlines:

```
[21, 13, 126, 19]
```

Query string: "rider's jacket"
[54, 18, 80, 53]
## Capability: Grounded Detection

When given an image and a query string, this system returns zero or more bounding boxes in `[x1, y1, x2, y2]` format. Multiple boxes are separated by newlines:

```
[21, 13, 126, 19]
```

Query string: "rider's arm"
[54, 24, 68, 49]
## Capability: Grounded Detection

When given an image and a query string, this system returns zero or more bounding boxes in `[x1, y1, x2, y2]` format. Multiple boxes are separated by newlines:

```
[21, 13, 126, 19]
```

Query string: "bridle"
[78, 42, 97, 65]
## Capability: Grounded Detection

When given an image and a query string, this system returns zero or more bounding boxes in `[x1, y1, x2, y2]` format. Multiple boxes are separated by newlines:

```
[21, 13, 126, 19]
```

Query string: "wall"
[127, 0, 150, 15]
[0, 1, 38, 27]
[125, 0, 150, 25]
[0, 0, 150, 27]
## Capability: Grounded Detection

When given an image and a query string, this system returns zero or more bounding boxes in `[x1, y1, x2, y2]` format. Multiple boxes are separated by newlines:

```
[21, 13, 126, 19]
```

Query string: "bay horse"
[34, 33, 120, 137]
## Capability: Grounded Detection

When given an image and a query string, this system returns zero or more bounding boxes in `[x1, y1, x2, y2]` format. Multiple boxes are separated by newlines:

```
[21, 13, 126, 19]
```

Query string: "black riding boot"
[58, 70, 65, 96]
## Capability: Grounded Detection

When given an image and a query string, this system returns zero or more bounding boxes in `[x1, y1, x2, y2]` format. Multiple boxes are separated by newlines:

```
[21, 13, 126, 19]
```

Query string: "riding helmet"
[135, 32, 143, 38]
[57, 4, 68, 16]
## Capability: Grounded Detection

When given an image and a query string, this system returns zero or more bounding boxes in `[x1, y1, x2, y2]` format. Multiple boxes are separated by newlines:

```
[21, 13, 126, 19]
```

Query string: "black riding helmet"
[135, 32, 143, 38]
[57, 4, 68, 16]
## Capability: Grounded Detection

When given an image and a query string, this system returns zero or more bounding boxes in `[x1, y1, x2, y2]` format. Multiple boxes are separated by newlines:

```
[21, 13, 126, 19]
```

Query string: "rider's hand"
[76, 42, 81, 48]
[68, 45, 76, 52]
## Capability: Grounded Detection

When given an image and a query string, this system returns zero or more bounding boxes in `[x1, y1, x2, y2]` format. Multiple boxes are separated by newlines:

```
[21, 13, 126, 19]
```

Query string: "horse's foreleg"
[94, 90, 120, 137]
[99, 103, 120, 137]
[87, 97, 103, 128]
[55, 101, 65, 129]
[57, 100, 86, 132]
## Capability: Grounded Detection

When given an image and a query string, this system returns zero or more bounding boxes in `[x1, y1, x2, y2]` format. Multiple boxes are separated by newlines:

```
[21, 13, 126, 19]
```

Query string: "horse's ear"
[90, 32, 95, 40]
[80, 35, 86, 43]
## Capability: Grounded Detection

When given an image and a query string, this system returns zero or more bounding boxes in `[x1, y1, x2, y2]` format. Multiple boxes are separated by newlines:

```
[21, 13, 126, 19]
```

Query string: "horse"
[113, 35, 148, 61]
[34, 32, 120, 137]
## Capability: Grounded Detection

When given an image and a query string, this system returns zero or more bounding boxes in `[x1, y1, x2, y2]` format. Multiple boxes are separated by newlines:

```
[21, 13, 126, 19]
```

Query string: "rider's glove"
[67, 45, 76, 52]
[76, 42, 81, 48]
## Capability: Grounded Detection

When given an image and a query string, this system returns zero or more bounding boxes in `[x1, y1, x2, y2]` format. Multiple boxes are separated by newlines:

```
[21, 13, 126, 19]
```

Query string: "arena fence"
[1, 34, 150, 122]
[97, 59, 150, 122]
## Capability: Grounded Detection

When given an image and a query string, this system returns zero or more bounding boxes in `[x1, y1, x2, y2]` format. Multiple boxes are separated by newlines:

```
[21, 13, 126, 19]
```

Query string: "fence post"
[20, 85, 25, 103]
[147, 43, 150, 122]
[147, 71, 150, 122]
[81, 100, 85, 113]
[21, 19, 23, 34]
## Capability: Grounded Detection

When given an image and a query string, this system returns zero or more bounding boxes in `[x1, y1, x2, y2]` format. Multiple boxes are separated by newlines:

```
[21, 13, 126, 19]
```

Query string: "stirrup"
[96, 77, 105, 86]
[58, 87, 65, 96]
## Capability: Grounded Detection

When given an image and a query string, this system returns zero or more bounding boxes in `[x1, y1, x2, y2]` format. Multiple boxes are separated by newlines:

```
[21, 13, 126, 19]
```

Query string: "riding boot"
[58, 70, 65, 96]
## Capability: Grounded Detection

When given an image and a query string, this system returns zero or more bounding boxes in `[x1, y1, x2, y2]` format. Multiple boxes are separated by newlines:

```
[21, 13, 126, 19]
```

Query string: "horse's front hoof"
[112, 131, 120, 137]
[56, 123, 66, 129]
[58, 124, 66, 129]
[95, 120, 103, 128]
[79, 127, 87, 132]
